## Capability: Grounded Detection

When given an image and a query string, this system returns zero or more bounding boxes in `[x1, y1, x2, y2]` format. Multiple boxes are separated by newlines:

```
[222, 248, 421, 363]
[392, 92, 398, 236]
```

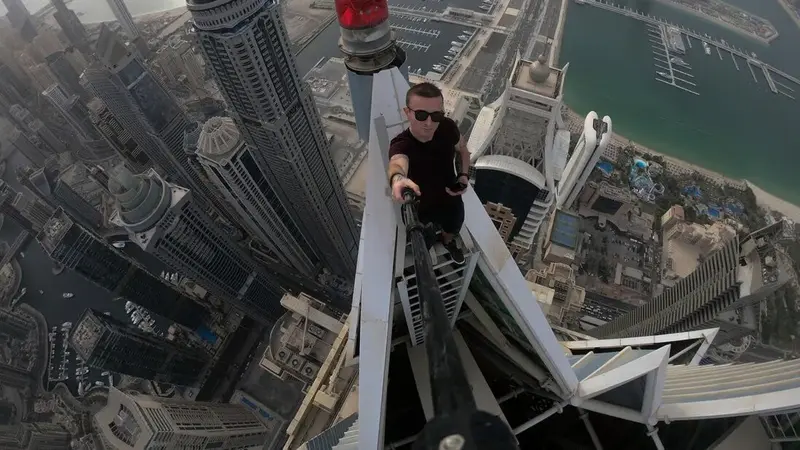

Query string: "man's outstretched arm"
[387, 154, 409, 184]
[455, 135, 471, 180]
[388, 153, 420, 201]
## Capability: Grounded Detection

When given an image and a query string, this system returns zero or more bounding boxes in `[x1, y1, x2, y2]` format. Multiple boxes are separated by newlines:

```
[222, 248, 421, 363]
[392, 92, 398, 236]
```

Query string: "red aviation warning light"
[334, 0, 389, 29]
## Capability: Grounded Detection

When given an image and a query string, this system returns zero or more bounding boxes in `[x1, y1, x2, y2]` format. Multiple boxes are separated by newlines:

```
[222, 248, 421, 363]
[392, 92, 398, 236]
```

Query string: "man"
[387, 82, 470, 264]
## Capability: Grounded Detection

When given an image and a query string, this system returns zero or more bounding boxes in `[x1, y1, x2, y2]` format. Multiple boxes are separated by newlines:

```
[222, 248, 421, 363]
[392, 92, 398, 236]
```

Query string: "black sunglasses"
[409, 108, 445, 123]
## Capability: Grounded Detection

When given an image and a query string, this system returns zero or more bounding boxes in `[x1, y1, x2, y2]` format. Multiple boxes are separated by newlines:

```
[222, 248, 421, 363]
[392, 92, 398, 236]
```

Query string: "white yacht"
[62, 292, 74, 299]
[656, 71, 673, 80]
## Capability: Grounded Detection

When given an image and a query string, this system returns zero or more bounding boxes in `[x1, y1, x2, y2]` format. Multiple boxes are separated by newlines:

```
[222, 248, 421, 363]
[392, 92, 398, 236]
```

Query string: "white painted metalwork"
[397, 249, 479, 346]
[356, 68, 410, 450]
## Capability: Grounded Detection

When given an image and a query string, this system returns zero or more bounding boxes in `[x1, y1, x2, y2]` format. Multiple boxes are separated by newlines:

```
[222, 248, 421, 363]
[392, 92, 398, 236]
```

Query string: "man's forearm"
[459, 151, 470, 175]
[387, 155, 409, 183]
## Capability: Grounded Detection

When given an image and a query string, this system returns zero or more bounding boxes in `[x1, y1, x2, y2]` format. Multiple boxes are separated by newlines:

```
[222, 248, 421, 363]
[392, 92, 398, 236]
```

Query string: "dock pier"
[579, 0, 800, 90]
[651, 24, 699, 95]
[715, 45, 723, 60]
[761, 64, 778, 94]
[747, 62, 758, 83]
[731, 54, 740, 71]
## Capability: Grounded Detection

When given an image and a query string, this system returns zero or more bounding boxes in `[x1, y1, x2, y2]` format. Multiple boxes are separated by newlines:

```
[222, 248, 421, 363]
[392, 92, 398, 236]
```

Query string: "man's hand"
[392, 176, 421, 202]
[446, 175, 469, 196]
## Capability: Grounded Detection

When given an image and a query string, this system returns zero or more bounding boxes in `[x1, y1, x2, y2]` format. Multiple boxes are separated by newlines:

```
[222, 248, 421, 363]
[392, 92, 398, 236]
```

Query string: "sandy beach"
[565, 108, 800, 222]
[610, 130, 800, 221]
[746, 181, 800, 223]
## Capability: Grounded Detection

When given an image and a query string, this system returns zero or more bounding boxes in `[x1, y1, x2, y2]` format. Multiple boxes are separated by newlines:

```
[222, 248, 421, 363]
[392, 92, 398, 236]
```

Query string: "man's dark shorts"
[418, 198, 464, 235]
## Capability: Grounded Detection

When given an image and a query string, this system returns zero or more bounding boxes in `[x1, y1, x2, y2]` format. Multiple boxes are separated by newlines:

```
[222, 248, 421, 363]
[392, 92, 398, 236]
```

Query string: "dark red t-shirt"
[389, 117, 461, 210]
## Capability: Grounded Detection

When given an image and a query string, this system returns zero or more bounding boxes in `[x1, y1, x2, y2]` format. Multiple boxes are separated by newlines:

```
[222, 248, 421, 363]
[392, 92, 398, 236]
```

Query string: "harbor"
[648, 24, 698, 95]
[575, 0, 800, 100]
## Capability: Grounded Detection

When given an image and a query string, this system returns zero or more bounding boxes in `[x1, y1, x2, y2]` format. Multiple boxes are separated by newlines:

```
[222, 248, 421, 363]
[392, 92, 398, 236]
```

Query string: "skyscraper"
[467, 56, 571, 265]
[0, 184, 34, 230]
[71, 309, 209, 385]
[109, 167, 285, 324]
[0, 423, 70, 449]
[45, 51, 88, 100]
[84, 26, 232, 218]
[9, 127, 47, 167]
[195, 116, 319, 276]
[94, 387, 269, 449]
[589, 221, 789, 344]
[11, 192, 54, 232]
[557, 111, 612, 210]
[38, 208, 209, 328]
[50, 0, 91, 54]
[0, 62, 30, 106]
[103, 0, 140, 39]
[86, 98, 150, 172]
[2, 0, 37, 42]
[189, 0, 358, 277]
[43, 84, 97, 141]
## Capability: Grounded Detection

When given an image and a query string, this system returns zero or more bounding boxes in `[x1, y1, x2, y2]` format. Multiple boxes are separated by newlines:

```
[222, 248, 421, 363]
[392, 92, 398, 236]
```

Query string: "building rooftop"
[36, 208, 72, 254]
[549, 209, 580, 250]
[196, 116, 242, 158]
[71, 310, 105, 361]
[512, 55, 564, 99]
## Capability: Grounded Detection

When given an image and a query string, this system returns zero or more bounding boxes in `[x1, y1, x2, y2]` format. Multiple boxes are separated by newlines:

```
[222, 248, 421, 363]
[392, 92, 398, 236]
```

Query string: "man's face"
[405, 94, 444, 142]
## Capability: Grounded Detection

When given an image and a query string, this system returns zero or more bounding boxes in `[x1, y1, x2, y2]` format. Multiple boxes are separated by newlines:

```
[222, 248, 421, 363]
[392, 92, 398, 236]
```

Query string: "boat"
[575, 0, 585, 4]
[62, 293, 74, 299]
[702, 41, 711, 55]
[670, 56, 688, 67]
[444, 55, 453, 61]
[448, 48, 458, 54]
[19, 288, 26, 296]
[450, 41, 463, 47]
[656, 71, 673, 80]
[458, 35, 469, 41]
[62, 322, 72, 328]
[112, 242, 126, 248]
[39, 290, 43, 294]
[479, 4, 490, 10]
[432, 64, 445, 72]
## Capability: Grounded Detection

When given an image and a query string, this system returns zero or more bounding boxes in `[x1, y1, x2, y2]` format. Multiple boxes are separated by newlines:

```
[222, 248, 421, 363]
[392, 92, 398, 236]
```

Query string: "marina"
[649, 24, 699, 96]
[575, 0, 800, 100]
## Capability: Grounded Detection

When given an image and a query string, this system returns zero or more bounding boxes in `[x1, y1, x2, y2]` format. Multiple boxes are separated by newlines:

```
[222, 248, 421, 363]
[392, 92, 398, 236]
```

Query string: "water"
[560, 0, 800, 203]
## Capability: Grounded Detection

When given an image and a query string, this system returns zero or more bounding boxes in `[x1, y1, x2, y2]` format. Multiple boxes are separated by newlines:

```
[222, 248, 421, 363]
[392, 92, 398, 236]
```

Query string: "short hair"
[406, 82, 443, 106]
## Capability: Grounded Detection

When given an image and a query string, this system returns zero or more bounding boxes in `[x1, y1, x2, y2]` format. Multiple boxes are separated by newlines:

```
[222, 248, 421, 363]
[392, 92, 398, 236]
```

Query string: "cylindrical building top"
[334, 0, 389, 30]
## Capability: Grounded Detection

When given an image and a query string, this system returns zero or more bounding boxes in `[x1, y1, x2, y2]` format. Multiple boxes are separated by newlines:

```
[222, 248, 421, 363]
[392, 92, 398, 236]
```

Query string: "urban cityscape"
[0, 0, 795, 448]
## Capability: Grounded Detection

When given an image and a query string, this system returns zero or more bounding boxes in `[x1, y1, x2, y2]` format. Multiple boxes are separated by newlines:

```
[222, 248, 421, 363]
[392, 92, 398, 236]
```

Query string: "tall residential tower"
[195, 116, 318, 276]
[188, 0, 358, 277]
[103, 0, 140, 39]
[38, 208, 209, 329]
[557, 111, 612, 210]
[71, 309, 209, 385]
[590, 221, 790, 344]
[84, 27, 214, 204]
[109, 166, 285, 324]
[467, 56, 571, 265]
[95, 387, 270, 449]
